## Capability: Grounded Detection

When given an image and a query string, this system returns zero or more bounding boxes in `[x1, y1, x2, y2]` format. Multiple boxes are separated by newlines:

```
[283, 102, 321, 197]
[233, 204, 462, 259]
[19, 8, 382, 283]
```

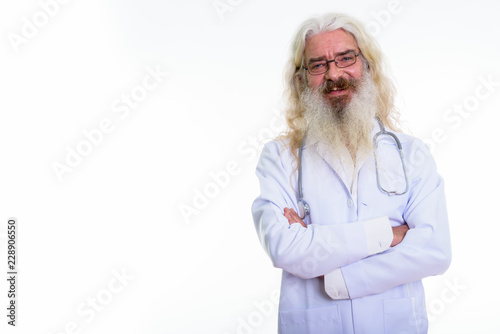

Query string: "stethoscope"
[297, 116, 409, 219]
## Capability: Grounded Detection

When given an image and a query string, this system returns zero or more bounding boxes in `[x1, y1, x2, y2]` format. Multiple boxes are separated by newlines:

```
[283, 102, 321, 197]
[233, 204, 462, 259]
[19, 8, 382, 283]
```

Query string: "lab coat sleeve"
[340, 139, 452, 299]
[325, 217, 393, 299]
[252, 141, 392, 279]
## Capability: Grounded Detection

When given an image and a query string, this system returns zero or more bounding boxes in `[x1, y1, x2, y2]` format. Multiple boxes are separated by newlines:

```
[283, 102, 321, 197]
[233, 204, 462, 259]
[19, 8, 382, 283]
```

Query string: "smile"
[329, 87, 347, 94]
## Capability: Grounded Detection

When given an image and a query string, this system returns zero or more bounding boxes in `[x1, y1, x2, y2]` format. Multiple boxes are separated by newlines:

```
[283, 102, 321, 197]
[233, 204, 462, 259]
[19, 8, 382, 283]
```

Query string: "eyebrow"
[306, 49, 357, 64]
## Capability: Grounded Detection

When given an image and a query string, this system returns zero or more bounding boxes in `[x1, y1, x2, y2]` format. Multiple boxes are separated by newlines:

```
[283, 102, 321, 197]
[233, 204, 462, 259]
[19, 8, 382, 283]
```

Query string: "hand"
[391, 223, 409, 247]
[283, 208, 307, 228]
[283, 208, 323, 277]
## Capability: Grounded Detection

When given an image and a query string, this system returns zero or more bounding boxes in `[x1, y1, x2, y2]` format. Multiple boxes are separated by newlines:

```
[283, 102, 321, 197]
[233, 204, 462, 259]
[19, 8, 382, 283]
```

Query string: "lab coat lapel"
[314, 140, 352, 191]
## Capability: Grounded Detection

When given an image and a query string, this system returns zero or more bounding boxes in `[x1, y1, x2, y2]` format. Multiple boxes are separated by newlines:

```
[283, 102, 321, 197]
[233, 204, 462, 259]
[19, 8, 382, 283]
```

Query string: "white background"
[1, 0, 499, 333]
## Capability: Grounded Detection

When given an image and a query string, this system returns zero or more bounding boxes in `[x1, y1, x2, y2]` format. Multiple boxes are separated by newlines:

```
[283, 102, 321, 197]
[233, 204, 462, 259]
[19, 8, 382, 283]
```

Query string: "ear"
[294, 73, 306, 92]
[363, 58, 370, 71]
[297, 72, 304, 82]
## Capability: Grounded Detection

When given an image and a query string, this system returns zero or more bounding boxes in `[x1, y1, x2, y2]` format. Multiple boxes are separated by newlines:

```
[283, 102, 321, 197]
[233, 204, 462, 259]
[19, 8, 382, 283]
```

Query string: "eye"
[310, 62, 326, 69]
[334, 52, 358, 68]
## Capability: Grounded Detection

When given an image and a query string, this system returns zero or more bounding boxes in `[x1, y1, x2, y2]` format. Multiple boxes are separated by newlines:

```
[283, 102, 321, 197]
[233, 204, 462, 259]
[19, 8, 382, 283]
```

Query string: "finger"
[290, 211, 301, 223]
[285, 213, 299, 225]
[288, 209, 307, 227]
[283, 208, 294, 224]
[283, 208, 307, 227]
[289, 209, 301, 220]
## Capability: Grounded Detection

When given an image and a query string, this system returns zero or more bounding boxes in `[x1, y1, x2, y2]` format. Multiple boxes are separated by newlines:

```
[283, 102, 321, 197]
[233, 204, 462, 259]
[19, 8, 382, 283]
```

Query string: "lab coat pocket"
[383, 297, 418, 334]
[279, 304, 342, 334]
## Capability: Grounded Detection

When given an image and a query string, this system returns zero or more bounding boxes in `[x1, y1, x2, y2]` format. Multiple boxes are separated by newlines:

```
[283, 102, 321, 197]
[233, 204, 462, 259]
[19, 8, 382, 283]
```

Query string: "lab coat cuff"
[364, 216, 392, 256]
[324, 268, 350, 300]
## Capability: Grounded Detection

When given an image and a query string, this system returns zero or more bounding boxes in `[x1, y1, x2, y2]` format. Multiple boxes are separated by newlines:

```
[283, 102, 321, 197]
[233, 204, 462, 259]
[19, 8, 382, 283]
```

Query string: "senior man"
[251, 13, 451, 334]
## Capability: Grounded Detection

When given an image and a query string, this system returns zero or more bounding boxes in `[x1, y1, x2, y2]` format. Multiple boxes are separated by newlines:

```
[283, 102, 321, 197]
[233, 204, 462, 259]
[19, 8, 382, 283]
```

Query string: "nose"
[324, 62, 343, 81]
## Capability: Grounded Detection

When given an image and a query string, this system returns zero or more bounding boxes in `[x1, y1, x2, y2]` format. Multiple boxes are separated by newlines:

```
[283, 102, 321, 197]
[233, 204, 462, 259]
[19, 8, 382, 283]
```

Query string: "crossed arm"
[283, 207, 411, 296]
[283, 207, 409, 247]
[253, 141, 451, 298]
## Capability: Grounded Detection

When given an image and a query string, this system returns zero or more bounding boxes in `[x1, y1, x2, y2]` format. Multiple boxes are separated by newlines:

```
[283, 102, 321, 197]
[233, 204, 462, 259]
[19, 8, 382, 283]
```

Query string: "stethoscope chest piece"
[298, 200, 309, 220]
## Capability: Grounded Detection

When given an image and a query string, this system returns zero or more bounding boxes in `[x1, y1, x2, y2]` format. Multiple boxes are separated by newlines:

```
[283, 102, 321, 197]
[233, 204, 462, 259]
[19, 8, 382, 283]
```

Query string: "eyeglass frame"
[302, 50, 362, 76]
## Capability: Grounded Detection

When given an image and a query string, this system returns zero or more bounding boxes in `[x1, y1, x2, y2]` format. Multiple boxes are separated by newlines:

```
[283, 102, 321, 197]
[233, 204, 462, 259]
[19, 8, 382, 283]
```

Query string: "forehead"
[304, 29, 358, 60]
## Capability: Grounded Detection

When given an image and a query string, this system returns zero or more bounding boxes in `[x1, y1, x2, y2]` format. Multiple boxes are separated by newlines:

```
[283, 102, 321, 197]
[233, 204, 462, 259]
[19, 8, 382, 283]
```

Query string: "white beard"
[300, 73, 379, 158]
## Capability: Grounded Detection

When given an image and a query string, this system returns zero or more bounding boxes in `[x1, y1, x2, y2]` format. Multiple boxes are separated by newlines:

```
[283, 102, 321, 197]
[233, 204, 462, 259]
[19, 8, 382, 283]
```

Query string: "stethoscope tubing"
[297, 116, 409, 219]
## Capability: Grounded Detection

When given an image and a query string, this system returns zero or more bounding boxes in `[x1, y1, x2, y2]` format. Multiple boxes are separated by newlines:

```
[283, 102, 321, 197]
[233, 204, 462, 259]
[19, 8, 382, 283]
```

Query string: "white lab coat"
[251, 124, 452, 334]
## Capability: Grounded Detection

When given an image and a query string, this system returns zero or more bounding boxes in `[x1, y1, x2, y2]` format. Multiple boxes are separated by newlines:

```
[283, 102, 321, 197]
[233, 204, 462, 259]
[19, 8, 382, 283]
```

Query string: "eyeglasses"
[303, 50, 361, 75]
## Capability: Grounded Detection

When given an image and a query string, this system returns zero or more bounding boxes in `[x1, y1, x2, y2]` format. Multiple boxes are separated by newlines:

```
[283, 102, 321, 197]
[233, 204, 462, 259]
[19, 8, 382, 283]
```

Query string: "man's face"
[303, 29, 364, 106]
